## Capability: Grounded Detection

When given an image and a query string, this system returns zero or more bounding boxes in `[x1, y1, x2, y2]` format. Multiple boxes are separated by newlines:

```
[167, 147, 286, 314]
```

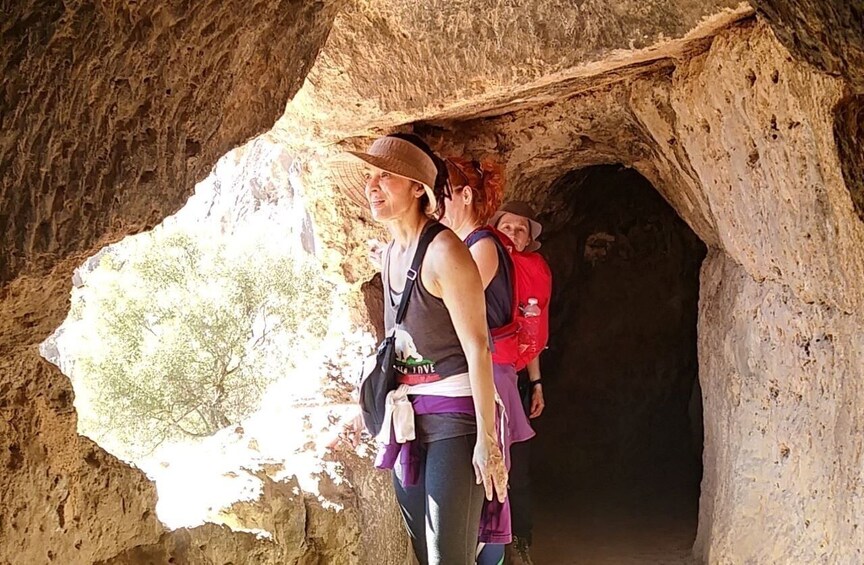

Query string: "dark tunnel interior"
[526, 165, 707, 563]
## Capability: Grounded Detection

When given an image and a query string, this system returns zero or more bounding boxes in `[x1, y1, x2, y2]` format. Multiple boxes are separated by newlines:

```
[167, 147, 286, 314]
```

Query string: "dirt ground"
[527, 481, 698, 565]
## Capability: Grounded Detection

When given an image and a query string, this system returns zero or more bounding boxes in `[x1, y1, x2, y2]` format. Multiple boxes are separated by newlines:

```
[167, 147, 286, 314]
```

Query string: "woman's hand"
[328, 412, 365, 448]
[530, 384, 545, 419]
[473, 434, 508, 503]
[526, 358, 545, 419]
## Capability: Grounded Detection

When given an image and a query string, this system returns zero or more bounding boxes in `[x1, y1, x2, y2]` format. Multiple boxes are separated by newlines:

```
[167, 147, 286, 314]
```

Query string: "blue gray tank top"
[465, 228, 514, 330]
[383, 222, 470, 384]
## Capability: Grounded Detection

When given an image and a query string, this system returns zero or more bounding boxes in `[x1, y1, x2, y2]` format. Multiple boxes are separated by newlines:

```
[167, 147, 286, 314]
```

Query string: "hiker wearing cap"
[493, 202, 548, 418]
[331, 134, 507, 565]
[492, 200, 552, 558]
[441, 158, 538, 565]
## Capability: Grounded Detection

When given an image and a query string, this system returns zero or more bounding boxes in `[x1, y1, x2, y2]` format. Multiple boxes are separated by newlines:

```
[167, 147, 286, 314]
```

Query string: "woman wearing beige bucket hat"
[331, 133, 507, 565]
[490, 201, 544, 253]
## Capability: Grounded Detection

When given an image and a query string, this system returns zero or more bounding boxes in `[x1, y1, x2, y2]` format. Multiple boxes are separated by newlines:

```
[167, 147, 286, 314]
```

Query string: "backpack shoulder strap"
[395, 222, 447, 325]
[465, 226, 494, 248]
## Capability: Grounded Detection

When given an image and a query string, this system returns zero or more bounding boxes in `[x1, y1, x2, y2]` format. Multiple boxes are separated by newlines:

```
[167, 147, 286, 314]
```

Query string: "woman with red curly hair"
[442, 158, 535, 565]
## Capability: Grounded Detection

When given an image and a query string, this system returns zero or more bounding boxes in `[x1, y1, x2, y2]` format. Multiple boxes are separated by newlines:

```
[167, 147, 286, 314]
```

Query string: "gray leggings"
[393, 434, 485, 565]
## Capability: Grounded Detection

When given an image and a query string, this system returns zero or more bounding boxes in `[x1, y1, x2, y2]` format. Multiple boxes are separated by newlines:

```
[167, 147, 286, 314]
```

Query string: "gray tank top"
[383, 223, 470, 385]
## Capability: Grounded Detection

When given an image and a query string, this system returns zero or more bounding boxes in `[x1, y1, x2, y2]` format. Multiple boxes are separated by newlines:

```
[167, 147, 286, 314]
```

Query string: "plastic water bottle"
[519, 298, 541, 359]
[523, 297, 541, 318]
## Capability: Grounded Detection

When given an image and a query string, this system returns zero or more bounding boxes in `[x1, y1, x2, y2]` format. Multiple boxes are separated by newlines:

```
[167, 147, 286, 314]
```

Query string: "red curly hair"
[443, 157, 504, 225]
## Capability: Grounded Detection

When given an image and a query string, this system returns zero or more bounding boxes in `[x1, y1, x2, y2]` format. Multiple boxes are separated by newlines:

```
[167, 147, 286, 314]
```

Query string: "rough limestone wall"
[665, 20, 864, 314]
[99, 460, 413, 565]
[274, 0, 750, 146]
[698, 250, 864, 563]
[333, 449, 415, 564]
[661, 22, 864, 562]
[418, 67, 725, 248]
[0, 2, 339, 563]
[752, 0, 864, 89]
[0, 352, 160, 564]
[95, 524, 294, 565]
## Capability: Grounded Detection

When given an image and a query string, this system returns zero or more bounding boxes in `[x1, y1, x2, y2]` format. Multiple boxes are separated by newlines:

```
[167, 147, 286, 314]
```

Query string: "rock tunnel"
[538, 164, 705, 487]
[528, 164, 707, 561]
[3, 1, 864, 564]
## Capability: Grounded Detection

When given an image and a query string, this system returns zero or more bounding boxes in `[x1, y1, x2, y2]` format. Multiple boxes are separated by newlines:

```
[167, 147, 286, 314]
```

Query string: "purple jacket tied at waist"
[375, 394, 512, 545]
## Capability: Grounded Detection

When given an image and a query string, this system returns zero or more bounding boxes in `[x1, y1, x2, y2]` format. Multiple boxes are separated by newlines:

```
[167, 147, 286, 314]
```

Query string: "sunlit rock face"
[274, 0, 750, 146]
[3, 1, 863, 564]
[168, 134, 317, 254]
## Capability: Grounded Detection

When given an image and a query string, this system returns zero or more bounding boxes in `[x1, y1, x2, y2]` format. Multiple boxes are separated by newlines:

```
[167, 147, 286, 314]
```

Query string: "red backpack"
[482, 227, 552, 371]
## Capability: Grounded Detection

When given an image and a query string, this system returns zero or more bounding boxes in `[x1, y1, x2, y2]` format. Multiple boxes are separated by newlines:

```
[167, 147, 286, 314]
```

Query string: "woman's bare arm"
[467, 237, 499, 290]
[527, 356, 541, 382]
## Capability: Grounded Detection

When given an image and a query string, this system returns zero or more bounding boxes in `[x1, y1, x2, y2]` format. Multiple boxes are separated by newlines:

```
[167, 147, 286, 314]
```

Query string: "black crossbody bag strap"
[394, 222, 447, 325]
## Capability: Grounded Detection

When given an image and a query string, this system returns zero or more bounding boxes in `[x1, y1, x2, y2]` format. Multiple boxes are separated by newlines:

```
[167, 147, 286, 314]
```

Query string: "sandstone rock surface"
[752, 0, 864, 88]
[274, 0, 751, 146]
[697, 250, 864, 563]
[0, 345, 163, 564]
[99, 454, 411, 565]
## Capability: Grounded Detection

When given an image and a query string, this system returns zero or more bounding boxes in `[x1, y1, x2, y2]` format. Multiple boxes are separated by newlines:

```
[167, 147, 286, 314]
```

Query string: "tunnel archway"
[528, 164, 706, 563]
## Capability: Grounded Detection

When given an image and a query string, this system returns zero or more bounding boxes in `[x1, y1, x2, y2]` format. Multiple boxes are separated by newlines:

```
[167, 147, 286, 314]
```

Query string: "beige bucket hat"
[490, 200, 543, 252]
[330, 136, 439, 215]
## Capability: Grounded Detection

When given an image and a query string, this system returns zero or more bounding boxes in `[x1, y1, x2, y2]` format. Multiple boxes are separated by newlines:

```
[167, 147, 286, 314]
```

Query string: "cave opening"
[37, 136, 355, 533]
[528, 164, 706, 563]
